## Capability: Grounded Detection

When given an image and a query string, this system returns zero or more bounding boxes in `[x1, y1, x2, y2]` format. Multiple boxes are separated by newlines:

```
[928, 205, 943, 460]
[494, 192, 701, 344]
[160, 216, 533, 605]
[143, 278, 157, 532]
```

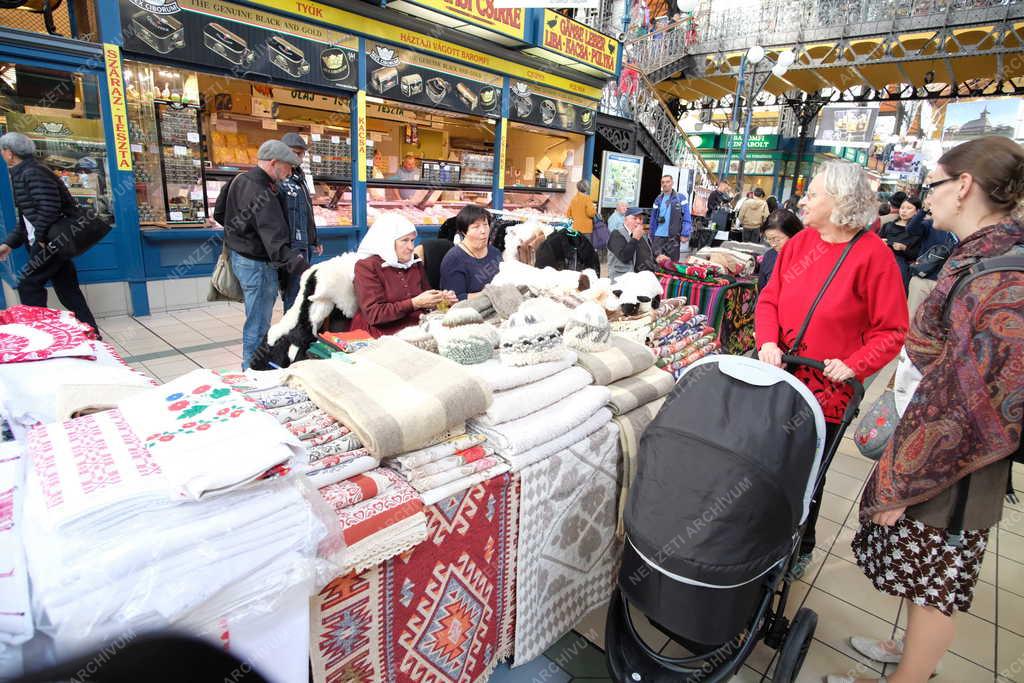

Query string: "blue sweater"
[440, 245, 502, 300]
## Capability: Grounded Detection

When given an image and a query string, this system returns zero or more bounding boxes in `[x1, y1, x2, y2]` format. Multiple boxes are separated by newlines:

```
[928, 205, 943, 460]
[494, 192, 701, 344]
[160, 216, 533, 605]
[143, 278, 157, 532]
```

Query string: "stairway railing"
[621, 16, 698, 77]
[600, 74, 716, 189]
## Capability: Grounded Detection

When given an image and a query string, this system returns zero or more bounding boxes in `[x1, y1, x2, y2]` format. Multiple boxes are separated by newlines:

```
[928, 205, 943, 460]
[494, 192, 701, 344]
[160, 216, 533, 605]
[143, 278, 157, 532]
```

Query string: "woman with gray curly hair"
[755, 160, 908, 577]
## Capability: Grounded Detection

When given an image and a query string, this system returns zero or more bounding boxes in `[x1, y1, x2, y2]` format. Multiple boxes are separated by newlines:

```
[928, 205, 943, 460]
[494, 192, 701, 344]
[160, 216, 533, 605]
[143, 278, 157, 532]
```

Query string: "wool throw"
[474, 367, 593, 426]
[0, 441, 31, 648]
[469, 385, 611, 456]
[117, 370, 302, 501]
[503, 407, 613, 473]
[310, 474, 518, 683]
[55, 383, 150, 421]
[575, 335, 655, 386]
[419, 461, 511, 506]
[614, 398, 664, 537]
[513, 424, 621, 665]
[607, 366, 675, 416]
[387, 434, 487, 472]
[464, 352, 578, 392]
[285, 338, 491, 459]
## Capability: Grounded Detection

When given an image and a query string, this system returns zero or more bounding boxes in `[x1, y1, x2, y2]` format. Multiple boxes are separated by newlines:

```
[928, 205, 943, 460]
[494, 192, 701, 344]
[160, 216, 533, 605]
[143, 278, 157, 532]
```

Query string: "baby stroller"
[605, 354, 864, 682]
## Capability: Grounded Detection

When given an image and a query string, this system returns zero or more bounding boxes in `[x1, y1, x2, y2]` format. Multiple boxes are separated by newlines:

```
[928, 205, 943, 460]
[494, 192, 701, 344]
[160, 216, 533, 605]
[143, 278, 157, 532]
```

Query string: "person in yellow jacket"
[737, 187, 770, 242]
[567, 180, 596, 237]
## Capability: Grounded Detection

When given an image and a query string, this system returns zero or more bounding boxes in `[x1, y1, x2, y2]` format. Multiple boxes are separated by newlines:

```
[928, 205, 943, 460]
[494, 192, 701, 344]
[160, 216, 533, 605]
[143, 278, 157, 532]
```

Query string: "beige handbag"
[207, 244, 244, 303]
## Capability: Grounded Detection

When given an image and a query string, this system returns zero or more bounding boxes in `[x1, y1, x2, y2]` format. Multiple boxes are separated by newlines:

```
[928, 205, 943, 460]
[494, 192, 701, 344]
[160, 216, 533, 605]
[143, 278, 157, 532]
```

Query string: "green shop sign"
[856, 149, 868, 165]
[686, 132, 718, 150]
[721, 134, 779, 150]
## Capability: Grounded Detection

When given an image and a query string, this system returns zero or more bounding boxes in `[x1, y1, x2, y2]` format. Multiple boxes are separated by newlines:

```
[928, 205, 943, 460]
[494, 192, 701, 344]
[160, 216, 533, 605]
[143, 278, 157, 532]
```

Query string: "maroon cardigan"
[349, 255, 430, 338]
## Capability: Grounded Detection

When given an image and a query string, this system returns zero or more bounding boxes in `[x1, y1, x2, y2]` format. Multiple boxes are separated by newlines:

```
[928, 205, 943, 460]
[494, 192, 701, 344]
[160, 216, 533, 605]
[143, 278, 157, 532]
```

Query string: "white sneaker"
[848, 636, 943, 676]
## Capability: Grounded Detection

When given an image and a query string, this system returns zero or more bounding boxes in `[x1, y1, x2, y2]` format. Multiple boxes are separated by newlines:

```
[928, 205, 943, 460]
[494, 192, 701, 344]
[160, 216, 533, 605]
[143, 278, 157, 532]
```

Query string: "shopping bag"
[591, 216, 610, 251]
[207, 245, 244, 303]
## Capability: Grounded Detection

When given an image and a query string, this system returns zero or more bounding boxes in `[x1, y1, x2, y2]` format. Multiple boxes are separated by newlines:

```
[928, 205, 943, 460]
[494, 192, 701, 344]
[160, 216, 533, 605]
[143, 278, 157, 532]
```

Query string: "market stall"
[0, 255, 723, 682]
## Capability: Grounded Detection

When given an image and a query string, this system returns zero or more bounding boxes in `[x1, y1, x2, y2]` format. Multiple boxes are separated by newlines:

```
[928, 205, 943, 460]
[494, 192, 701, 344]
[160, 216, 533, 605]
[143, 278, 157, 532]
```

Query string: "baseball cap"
[625, 207, 646, 217]
[257, 139, 301, 166]
[281, 132, 308, 150]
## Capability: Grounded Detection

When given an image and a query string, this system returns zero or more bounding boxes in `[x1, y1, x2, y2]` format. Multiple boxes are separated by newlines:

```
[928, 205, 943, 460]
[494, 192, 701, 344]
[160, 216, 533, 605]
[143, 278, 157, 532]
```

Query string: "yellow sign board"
[541, 10, 618, 75]
[250, 0, 602, 99]
[103, 43, 133, 171]
[357, 90, 367, 183]
[406, 0, 525, 41]
[498, 117, 507, 190]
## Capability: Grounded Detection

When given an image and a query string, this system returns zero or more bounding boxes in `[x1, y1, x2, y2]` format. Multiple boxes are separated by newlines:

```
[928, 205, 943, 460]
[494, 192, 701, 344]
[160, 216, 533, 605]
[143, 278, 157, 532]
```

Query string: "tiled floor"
[95, 304, 1021, 682]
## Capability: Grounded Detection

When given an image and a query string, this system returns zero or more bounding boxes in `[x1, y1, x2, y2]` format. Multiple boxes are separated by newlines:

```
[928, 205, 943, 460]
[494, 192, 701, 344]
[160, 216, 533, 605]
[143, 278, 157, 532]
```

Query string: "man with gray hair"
[217, 139, 307, 369]
[0, 132, 98, 334]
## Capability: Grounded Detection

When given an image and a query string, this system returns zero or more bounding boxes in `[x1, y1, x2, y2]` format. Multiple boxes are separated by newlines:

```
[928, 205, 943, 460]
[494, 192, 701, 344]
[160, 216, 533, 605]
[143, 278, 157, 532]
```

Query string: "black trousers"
[17, 245, 99, 333]
[799, 421, 844, 556]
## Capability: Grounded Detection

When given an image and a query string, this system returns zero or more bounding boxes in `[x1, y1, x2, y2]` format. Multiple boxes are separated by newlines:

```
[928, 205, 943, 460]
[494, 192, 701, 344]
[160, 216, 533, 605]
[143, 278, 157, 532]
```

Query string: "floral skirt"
[852, 517, 989, 617]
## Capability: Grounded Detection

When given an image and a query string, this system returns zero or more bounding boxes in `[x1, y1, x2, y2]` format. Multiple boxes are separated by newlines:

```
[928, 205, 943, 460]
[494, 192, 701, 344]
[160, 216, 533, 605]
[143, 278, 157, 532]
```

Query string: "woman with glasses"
[757, 209, 803, 290]
[830, 136, 1024, 683]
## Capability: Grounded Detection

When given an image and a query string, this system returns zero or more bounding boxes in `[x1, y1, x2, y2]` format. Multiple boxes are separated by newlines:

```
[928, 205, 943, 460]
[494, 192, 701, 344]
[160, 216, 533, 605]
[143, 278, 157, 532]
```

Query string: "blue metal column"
[492, 78, 511, 210]
[583, 130, 596, 187]
[352, 38, 367, 240]
[721, 56, 747, 183]
[96, 0, 150, 316]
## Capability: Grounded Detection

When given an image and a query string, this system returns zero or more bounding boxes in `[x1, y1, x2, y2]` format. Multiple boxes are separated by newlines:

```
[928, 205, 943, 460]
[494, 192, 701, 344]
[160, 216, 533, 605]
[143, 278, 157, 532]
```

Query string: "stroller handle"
[781, 354, 865, 427]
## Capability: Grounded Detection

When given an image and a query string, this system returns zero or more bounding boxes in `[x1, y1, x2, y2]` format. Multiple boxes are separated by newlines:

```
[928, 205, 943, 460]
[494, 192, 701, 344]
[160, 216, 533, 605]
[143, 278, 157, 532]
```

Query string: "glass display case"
[156, 103, 206, 224]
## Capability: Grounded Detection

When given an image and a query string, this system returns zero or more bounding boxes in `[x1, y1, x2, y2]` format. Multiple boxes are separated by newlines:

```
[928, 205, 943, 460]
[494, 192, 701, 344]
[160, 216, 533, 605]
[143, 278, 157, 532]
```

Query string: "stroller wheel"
[772, 607, 817, 682]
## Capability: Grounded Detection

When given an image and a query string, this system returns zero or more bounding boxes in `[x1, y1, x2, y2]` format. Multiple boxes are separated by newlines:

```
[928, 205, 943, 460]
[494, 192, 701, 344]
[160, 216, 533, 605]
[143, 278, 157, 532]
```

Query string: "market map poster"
[366, 41, 502, 118]
[508, 81, 596, 135]
[599, 151, 642, 208]
[814, 105, 878, 148]
[119, 0, 358, 91]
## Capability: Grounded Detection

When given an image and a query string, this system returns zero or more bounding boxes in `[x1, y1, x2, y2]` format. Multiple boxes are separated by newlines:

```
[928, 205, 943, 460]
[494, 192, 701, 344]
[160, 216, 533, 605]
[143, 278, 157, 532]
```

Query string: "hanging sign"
[498, 117, 508, 190]
[103, 44, 133, 171]
[721, 134, 778, 150]
[535, 10, 618, 76]
[357, 90, 367, 183]
[119, 0, 358, 91]
[366, 41, 502, 117]
[397, 0, 525, 40]
[508, 80, 596, 134]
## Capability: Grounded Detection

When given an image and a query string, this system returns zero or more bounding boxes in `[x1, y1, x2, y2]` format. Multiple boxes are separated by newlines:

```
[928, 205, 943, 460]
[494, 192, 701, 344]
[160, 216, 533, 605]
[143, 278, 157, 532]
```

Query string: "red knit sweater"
[349, 255, 430, 338]
[755, 228, 908, 422]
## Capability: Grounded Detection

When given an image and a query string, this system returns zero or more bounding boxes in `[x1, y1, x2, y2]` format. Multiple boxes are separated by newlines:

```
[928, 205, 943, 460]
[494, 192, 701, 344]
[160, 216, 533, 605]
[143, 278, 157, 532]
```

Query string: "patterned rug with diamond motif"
[310, 473, 519, 683]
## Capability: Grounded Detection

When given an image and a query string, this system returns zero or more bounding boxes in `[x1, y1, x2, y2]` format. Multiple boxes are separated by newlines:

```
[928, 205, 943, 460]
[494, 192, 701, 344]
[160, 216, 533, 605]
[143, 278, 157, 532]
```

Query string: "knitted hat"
[439, 324, 495, 365]
[443, 307, 485, 328]
[516, 297, 573, 331]
[395, 325, 439, 354]
[563, 302, 611, 352]
[499, 311, 564, 367]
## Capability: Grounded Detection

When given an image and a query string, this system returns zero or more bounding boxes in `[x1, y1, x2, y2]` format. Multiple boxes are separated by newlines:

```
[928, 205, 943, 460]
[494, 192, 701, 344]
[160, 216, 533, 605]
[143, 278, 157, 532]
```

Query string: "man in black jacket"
[218, 140, 305, 369]
[607, 208, 657, 279]
[0, 132, 98, 334]
[278, 133, 322, 311]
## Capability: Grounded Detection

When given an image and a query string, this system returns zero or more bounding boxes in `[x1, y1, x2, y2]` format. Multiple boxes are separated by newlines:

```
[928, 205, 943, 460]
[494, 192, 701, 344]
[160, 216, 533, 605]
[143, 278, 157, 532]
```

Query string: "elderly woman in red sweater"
[349, 213, 457, 338]
[756, 160, 908, 578]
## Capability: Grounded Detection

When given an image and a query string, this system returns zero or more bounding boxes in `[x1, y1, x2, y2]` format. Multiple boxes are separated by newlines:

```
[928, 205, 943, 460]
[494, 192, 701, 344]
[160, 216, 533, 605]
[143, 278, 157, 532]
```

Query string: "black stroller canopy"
[625, 356, 824, 590]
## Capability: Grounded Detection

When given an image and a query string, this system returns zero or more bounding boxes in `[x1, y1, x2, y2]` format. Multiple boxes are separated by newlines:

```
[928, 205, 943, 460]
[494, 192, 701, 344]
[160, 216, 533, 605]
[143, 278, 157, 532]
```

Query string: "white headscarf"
[357, 212, 420, 269]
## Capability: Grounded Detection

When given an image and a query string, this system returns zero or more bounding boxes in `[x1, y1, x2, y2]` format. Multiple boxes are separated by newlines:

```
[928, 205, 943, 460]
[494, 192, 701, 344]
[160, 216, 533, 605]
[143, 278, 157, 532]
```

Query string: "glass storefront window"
[366, 101, 494, 227]
[0, 63, 113, 217]
[503, 122, 584, 219]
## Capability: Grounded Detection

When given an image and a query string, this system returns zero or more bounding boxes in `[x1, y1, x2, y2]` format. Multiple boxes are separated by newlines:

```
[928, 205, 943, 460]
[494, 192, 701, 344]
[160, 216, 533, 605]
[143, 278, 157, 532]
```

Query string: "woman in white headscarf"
[349, 213, 457, 337]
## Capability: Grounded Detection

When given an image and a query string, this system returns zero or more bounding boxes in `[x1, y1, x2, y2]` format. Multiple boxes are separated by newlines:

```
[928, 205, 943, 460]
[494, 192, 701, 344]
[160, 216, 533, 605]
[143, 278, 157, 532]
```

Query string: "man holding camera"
[648, 174, 692, 263]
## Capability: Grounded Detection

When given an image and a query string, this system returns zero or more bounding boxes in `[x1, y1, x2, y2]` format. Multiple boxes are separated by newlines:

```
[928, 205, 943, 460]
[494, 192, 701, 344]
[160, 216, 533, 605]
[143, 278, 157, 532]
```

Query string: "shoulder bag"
[208, 177, 245, 303]
[48, 178, 112, 259]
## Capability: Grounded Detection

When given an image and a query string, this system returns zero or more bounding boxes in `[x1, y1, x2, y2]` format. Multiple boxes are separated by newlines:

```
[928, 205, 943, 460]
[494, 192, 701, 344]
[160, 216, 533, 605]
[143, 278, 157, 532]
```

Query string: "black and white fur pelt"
[250, 253, 360, 370]
[611, 270, 662, 317]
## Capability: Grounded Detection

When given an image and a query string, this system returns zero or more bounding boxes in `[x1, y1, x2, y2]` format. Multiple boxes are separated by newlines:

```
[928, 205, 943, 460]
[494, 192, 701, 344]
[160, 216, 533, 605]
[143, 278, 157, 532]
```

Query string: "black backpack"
[941, 247, 1024, 544]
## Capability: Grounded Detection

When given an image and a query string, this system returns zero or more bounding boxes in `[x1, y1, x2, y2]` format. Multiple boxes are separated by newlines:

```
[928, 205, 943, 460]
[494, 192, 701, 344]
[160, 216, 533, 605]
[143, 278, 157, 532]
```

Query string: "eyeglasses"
[922, 177, 955, 192]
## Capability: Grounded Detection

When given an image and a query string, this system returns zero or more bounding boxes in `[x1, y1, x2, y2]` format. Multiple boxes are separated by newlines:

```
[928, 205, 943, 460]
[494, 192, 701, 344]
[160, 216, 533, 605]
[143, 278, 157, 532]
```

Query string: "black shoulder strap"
[941, 250, 1024, 328]
[791, 230, 866, 352]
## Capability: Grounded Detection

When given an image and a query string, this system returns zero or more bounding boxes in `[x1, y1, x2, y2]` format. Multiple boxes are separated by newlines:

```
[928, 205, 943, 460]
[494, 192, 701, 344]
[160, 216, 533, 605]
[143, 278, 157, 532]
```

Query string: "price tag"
[196, 211, 206, 219]
[190, 190, 204, 200]
[311, 133, 322, 142]
[170, 211, 184, 221]
[261, 119, 278, 130]
[715, 231, 729, 241]
[187, 131, 200, 143]
[130, 144, 143, 153]
[331, 135, 341, 144]
[173, 145, 188, 156]
[312, 155, 323, 163]
[192, 159, 201, 167]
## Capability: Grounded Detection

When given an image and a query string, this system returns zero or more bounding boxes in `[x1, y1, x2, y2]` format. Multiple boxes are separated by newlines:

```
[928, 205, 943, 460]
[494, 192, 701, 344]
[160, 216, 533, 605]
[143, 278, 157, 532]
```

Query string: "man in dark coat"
[607, 208, 657, 279]
[278, 132, 322, 311]
[218, 140, 306, 369]
[0, 132, 98, 334]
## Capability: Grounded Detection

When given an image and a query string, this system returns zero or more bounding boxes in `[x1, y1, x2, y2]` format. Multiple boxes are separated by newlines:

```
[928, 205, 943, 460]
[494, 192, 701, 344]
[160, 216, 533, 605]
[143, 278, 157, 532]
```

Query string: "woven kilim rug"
[311, 473, 519, 682]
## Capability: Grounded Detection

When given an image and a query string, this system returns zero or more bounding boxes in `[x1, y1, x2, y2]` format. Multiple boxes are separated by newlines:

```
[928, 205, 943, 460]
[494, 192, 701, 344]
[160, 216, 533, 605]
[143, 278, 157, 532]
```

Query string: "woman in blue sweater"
[439, 206, 501, 300]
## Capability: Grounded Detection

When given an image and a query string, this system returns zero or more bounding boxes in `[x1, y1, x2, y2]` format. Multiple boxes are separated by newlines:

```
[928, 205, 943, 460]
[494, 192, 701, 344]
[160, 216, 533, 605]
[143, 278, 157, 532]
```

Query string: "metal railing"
[621, 16, 697, 76]
[600, 75, 716, 188]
